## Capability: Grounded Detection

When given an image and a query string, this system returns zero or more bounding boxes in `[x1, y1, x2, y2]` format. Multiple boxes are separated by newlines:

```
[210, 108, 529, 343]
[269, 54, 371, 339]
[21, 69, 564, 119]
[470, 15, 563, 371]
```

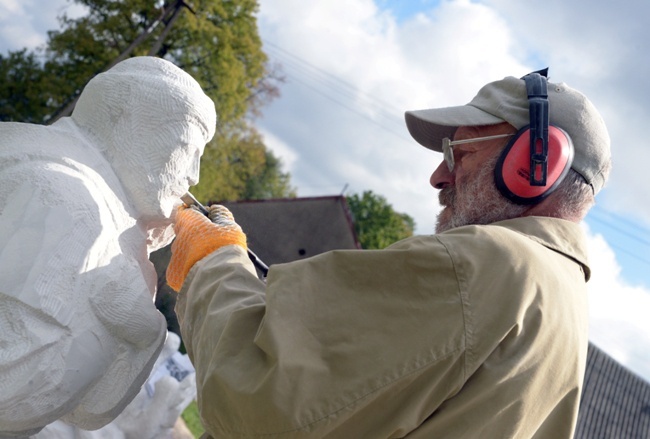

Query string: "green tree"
[43, 0, 275, 124]
[346, 191, 415, 249]
[0, 50, 53, 123]
[0, 0, 293, 201]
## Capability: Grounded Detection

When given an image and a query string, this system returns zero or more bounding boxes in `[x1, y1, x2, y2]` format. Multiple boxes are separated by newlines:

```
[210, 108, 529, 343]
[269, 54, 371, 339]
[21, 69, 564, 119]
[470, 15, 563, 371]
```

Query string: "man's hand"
[167, 205, 247, 292]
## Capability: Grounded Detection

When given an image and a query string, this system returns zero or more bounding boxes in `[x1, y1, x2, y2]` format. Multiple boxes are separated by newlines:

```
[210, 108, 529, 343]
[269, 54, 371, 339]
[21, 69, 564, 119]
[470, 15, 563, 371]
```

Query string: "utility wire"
[265, 44, 405, 133]
[588, 214, 650, 248]
[605, 242, 650, 267]
[264, 40, 402, 115]
[587, 206, 650, 265]
[283, 72, 412, 143]
[263, 39, 410, 141]
[263, 39, 650, 268]
[591, 205, 650, 238]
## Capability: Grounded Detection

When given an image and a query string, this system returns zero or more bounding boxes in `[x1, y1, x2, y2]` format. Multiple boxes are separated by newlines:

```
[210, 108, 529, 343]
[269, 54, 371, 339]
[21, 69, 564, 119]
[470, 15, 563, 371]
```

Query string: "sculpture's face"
[71, 56, 216, 227]
[108, 117, 207, 222]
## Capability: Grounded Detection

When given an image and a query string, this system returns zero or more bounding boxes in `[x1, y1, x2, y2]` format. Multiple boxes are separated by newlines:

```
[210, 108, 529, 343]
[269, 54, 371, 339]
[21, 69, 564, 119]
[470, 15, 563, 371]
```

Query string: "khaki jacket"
[175, 216, 590, 438]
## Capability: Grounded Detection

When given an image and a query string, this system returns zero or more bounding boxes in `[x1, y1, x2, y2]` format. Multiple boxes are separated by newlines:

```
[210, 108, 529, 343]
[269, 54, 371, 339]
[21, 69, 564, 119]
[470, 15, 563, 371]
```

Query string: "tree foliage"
[0, 0, 293, 201]
[346, 191, 415, 249]
[0, 50, 52, 123]
[193, 124, 296, 203]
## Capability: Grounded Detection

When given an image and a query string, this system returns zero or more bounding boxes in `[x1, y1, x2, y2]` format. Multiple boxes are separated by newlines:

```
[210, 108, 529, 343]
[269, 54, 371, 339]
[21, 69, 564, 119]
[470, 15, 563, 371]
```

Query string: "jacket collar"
[492, 216, 591, 281]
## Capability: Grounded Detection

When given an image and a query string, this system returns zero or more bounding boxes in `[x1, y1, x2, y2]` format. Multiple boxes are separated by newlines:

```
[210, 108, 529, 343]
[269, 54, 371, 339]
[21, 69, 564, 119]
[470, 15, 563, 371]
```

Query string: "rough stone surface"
[35, 332, 197, 439]
[0, 56, 215, 437]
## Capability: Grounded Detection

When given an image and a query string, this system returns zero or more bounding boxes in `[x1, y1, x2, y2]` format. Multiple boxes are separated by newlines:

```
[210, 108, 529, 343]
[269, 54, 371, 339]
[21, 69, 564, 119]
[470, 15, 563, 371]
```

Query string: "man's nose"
[430, 160, 454, 189]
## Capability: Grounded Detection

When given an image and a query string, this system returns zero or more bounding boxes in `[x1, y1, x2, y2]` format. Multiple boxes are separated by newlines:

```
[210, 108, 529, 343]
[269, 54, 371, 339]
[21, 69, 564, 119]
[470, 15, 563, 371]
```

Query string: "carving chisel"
[180, 192, 269, 277]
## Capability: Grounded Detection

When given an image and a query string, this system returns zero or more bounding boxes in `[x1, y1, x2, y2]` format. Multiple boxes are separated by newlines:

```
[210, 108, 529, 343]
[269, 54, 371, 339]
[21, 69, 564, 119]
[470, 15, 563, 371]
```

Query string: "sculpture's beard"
[435, 156, 528, 233]
[146, 223, 176, 254]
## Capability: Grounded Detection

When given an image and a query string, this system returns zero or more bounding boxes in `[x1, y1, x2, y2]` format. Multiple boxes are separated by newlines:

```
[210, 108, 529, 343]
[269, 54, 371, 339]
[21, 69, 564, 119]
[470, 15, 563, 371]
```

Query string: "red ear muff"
[494, 125, 574, 204]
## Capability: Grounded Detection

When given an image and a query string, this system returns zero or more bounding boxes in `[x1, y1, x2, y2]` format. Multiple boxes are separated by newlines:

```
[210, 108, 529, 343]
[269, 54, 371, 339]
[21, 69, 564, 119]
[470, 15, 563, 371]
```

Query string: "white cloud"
[0, 0, 42, 53]
[257, 126, 299, 172]
[397, 0, 528, 103]
[585, 224, 650, 381]
[0, 0, 87, 54]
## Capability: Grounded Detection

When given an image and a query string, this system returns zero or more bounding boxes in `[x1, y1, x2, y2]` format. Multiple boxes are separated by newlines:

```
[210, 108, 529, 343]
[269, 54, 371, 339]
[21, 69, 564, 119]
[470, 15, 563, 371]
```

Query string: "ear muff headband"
[494, 71, 575, 205]
[525, 73, 551, 186]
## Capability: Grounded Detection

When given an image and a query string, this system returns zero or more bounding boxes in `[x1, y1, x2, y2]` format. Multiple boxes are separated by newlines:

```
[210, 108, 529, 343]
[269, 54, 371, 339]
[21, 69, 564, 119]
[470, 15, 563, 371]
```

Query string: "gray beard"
[435, 156, 528, 233]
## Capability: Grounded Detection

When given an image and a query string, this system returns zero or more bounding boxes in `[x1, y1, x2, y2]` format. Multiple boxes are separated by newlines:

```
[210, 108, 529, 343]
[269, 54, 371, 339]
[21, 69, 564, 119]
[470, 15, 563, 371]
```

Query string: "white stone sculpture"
[0, 56, 216, 437]
[35, 331, 197, 439]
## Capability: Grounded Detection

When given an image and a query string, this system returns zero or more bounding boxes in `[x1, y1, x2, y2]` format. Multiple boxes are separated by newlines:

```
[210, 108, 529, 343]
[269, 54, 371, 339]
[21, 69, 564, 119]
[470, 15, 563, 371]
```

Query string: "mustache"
[439, 187, 455, 207]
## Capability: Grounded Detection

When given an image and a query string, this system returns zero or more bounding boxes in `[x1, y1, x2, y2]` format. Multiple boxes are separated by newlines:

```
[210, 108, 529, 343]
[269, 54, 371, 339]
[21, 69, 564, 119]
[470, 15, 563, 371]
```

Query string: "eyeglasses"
[442, 133, 515, 172]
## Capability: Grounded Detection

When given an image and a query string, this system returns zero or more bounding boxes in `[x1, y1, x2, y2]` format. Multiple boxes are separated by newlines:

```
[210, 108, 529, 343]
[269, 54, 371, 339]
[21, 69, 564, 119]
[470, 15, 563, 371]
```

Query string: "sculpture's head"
[72, 56, 216, 228]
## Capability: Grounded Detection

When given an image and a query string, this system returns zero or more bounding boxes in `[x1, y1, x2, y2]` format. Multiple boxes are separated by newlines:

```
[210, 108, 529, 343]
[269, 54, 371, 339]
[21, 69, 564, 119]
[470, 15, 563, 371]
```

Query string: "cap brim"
[405, 104, 506, 152]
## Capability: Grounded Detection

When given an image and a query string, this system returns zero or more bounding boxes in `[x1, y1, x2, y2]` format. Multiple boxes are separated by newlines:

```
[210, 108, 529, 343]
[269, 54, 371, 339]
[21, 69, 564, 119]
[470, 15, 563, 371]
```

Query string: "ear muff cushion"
[494, 125, 574, 205]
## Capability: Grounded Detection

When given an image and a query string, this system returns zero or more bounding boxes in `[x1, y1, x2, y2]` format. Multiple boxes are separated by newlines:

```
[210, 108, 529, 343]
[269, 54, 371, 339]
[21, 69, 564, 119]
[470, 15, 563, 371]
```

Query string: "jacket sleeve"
[175, 237, 468, 438]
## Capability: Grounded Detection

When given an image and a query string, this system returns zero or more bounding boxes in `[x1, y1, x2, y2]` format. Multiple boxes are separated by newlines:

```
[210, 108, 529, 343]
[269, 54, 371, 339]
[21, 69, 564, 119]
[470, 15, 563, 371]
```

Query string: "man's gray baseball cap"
[405, 74, 611, 194]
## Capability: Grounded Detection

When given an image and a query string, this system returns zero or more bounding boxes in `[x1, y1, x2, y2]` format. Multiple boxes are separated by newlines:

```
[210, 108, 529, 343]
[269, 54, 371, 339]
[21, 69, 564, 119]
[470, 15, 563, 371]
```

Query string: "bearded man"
[165, 70, 610, 438]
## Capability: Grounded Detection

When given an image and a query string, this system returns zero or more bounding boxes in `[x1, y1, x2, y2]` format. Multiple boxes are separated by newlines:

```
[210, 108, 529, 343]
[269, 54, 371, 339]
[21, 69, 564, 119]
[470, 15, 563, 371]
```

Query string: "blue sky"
[586, 207, 650, 288]
[1, 0, 649, 381]
[377, 0, 443, 22]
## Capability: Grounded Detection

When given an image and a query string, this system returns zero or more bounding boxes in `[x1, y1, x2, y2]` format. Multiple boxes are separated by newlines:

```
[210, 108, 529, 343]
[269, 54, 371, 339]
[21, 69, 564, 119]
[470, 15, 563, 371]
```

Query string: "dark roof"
[151, 195, 359, 334]
[576, 343, 650, 438]
[222, 196, 360, 268]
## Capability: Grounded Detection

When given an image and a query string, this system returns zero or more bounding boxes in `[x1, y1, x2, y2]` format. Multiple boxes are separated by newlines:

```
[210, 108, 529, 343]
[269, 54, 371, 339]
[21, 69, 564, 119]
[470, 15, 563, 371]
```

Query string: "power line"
[263, 39, 411, 142]
[591, 205, 650, 237]
[584, 208, 650, 268]
[588, 213, 650, 248]
[265, 43, 406, 135]
[264, 40, 402, 116]
[263, 39, 650, 271]
[283, 72, 412, 143]
[605, 242, 650, 267]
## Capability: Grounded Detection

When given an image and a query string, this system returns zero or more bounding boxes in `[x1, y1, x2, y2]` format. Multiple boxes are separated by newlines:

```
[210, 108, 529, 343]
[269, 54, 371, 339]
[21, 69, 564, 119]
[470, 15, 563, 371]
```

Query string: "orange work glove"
[167, 205, 247, 292]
